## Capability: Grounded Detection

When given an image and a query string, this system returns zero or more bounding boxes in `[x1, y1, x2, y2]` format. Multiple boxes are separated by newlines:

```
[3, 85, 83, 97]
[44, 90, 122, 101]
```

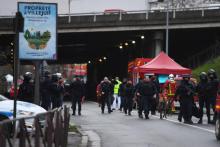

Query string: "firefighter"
[18, 72, 34, 103]
[96, 81, 103, 107]
[197, 72, 210, 124]
[175, 74, 195, 124]
[112, 77, 122, 110]
[207, 69, 219, 123]
[100, 77, 112, 114]
[124, 79, 134, 115]
[136, 76, 157, 119]
[163, 74, 177, 113]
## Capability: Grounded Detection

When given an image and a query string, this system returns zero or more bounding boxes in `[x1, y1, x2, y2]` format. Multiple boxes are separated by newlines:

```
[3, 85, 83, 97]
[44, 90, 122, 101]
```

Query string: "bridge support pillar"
[153, 31, 163, 56]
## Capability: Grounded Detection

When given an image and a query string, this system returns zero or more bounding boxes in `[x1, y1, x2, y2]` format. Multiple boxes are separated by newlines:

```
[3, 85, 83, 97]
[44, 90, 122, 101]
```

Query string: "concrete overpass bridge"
[1, 7, 220, 34]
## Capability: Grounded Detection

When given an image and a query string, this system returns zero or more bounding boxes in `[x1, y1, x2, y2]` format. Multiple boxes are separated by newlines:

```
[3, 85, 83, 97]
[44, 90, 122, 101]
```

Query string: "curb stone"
[75, 126, 89, 147]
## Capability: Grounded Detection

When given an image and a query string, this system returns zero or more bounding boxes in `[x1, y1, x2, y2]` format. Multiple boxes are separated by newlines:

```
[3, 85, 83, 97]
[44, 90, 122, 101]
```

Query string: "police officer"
[175, 74, 195, 124]
[50, 74, 64, 109]
[150, 75, 160, 115]
[100, 77, 112, 114]
[137, 76, 156, 119]
[18, 72, 34, 103]
[70, 77, 85, 116]
[118, 78, 127, 111]
[207, 69, 219, 123]
[124, 79, 134, 115]
[40, 71, 52, 110]
[197, 72, 210, 124]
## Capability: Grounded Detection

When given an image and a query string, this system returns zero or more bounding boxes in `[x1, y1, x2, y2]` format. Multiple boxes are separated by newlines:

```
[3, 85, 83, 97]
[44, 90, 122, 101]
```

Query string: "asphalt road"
[70, 102, 220, 147]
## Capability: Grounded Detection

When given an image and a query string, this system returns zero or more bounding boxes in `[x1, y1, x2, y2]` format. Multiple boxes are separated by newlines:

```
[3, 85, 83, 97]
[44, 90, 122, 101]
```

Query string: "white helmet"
[168, 74, 174, 80]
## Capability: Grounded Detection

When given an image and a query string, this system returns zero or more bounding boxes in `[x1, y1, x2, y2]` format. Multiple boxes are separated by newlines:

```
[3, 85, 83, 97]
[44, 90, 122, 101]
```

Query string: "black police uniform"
[18, 75, 34, 103]
[118, 81, 127, 111]
[40, 75, 52, 110]
[175, 78, 195, 124]
[137, 80, 156, 119]
[100, 81, 112, 113]
[50, 75, 64, 109]
[70, 78, 85, 115]
[150, 77, 160, 115]
[124, 82, 134, 115]
[196, 73, 210, 123]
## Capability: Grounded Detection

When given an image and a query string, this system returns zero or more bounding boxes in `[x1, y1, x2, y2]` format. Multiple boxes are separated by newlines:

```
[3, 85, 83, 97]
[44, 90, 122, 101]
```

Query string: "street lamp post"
[165, 0, 169, 55]
[68, 0, 72, 23]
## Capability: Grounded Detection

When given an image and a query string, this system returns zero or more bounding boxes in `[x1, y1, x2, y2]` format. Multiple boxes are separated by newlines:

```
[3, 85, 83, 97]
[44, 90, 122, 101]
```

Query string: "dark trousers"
[181, 98, 193, 122]
[120, 96, 125, 110]
[138, 96, 150, 116]
[72, 98, 81, 114]
[101, 95, 111, 113]
[41, 95, 51, 110]
[124, 97, 133, 113]
[150, 98, 157, 114]
[52, 97, 62, 109]
[199, 97, 210, 121]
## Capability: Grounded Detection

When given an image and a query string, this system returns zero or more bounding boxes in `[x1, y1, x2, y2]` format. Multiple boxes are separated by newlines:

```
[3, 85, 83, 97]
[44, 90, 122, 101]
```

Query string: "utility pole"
[165, 0, 169, 55]
[13, 11, 23, 131]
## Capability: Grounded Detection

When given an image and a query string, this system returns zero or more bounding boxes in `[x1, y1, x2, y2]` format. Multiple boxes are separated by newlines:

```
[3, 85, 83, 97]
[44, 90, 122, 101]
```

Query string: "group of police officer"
[17, 71, 86, 116]
[97, 75, 159, 118]
[97, 68, 219, 124]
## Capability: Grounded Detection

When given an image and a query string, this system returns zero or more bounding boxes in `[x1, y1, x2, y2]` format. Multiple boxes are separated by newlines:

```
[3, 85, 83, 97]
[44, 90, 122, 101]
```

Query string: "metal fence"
[0, 105, 70, 147]
[182, 42, 220, 69]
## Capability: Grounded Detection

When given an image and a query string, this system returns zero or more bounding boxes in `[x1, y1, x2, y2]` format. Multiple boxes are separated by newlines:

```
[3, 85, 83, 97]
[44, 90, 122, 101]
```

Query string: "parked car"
[215, 93, 220, 140]
[0, 94, 46, 131]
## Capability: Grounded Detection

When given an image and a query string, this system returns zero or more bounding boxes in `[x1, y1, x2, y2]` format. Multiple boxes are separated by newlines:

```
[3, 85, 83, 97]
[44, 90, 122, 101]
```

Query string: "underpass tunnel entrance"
[57, 31, 156, 100]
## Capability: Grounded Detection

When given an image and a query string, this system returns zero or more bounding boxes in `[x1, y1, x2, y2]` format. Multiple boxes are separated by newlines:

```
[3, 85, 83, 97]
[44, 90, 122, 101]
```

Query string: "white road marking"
[152, 115, 215, 134]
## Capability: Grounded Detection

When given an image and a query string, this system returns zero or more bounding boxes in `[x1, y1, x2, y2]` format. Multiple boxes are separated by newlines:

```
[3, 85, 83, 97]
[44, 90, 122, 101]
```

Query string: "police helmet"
[199, 72, 207, 80]
[23, 72, 32, 81]
[51, 74, 59, 82]
[168, 74, 174, 80]
[208, 68, 217, 79]
[182, 74, 191, 80]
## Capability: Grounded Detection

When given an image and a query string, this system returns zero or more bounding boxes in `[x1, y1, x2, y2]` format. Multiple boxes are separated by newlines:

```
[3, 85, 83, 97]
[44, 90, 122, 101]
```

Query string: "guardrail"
[0, 105, 70, 147]
[182, 42, 220, 69]
[1, 5, 220, 19]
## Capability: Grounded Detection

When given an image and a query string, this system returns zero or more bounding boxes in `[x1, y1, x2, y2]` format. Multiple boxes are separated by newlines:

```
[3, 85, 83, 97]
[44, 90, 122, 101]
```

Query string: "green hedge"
[192, 56, 220, 80]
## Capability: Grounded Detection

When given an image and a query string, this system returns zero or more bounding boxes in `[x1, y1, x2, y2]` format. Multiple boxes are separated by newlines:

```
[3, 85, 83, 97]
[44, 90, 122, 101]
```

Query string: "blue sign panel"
[18, 2, 57, 60]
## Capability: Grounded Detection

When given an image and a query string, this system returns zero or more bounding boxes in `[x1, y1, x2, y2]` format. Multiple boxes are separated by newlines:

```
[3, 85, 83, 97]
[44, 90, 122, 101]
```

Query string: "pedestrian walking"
[136, 76, 157, 119]
[70, 77, 85, 116]
[175, 74, 195, 124]
[196, 72, 210, 124]
[40, 71, 52, 110]
[124, 79, 134, 115]
[100, 77, 112, 114]
[50, 74, 64, 109]
[118, 78, 127, 111]
[150, 74, 160, 115]
[18, 72, 34, 103]
[207, 69, 219, 123]
[112, 77, 122, 110]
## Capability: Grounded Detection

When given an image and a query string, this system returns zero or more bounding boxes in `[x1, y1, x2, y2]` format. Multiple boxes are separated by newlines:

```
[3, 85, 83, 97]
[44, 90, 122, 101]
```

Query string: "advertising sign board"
[18, 2, 57, 60]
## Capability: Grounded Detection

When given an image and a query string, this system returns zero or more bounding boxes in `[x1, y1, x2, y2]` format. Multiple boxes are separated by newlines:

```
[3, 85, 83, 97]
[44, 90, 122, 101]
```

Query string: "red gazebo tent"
[136, 52, 191, 74]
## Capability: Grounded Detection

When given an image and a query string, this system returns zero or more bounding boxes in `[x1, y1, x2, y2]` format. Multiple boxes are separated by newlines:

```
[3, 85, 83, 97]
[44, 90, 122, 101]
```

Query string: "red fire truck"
[215, 93, 220, 140]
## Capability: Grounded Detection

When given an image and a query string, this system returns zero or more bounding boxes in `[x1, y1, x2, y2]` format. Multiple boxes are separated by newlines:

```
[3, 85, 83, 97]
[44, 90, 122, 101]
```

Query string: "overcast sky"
[0, 0, 147, 16]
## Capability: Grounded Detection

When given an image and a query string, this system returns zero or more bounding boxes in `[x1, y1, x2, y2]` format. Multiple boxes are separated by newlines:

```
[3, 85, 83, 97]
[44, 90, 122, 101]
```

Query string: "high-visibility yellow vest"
[114, 80, 121, 94]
